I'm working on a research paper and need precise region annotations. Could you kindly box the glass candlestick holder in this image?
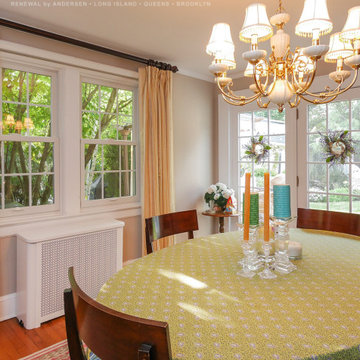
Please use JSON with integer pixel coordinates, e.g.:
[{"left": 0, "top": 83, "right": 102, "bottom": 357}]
[
  {"left": 258, "top": 241, "right": 277, "bottom": 279},
  {"left": 270, "top": 216, "right": 297, "bottom": 274},
  {"left": 237, "top": 240, "right": 256, "bottom": 278},
  {"left": 238, "top": 225, "right": 263, "bottom": 271}
]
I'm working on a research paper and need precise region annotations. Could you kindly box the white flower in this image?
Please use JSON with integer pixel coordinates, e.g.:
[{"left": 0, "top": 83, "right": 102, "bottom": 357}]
[
  {"left": 207, "top": 184, "right": 217, "bottom": 194},
  {"left": 216, "top": 182, "right": 227, "bottom": 191},
  {"left": 223, "top": 190, "right": 231, "bottom": 199},
  {"left": 214, "top": 193, "right": 220, "bottom": 200}
]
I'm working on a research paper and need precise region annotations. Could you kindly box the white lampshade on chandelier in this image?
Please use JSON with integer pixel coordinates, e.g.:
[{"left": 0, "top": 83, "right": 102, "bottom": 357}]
[{"left": 206, "top": 0, "right": 360, "bottom": 112}]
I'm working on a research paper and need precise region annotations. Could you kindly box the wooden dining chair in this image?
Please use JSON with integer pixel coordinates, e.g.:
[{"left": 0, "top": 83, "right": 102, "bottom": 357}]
[
  {"left": 145, "top": 209, "right": 199, "bottom": 254},
  {"left": 64, "top": 267, "right": 172, "bottom": 360},
  {"left": 297, "top": 208, "right": 360, "bottom": 236}
]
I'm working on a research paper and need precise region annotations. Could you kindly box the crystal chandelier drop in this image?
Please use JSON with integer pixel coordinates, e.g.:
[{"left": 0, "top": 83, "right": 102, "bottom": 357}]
[{"left": 206, "top": 0, "right": 360, "bottom": 112}]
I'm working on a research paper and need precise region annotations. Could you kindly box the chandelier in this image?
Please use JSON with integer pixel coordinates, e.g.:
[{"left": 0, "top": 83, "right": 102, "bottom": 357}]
[{"left": 206, "top": 0, "right": 360, "bottom": 112}]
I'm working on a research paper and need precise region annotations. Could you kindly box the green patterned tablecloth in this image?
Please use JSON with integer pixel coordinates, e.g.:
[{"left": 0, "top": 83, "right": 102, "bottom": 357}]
[{"left": 97, "top": 229, "right": 360, "bottom": 360}]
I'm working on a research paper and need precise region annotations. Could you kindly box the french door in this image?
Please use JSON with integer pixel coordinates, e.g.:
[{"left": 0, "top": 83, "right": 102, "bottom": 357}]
[
  {"left": 297, "top": 87, "right": 360, "bottom": 213},
  {"left": 218, "top": 85, "right": 360, "bottom": 232}
]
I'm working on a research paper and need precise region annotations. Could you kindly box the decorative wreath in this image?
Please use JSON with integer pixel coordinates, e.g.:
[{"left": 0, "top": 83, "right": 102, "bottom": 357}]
[
  {"left": 319, "top": 130, "right": 355, "bottom": 166},
  {"left": 243, "top": 135, "right": 271, "bottom": 164}
]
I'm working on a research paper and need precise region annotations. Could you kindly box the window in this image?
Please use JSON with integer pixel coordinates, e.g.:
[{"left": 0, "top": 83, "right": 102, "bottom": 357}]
[
  {"left": 0, "top": 67, "right": 56, "bottom": 211},
  {"left": 81, "top": 80, "right": 137, "bottom": 203},
  {"left": 238, "top": 109, "right": 286, "bottom": 210},
  {"left": 307, "top": 99, "right": 360, "bottom": 213}
]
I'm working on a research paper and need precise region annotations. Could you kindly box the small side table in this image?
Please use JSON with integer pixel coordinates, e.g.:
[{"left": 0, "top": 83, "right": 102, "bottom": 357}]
[{"left": 202, "top": 211, "right": 239, "bottom": 233}]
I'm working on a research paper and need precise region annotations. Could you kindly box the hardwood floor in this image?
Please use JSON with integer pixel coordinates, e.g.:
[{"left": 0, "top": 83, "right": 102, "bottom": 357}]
[{"left": 0, "top": 316, "right": 66, "bottom": 360}]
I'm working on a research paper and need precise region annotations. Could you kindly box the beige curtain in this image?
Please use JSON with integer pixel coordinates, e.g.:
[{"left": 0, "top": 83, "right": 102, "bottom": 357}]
[{"left": 139, "top": 66, "right": 175, "bottom": 255}]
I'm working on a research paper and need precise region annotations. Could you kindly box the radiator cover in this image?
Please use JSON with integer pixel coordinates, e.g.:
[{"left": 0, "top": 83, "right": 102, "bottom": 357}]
[{"left": 17, "top": 218, "right": 123, "bottom": 329}]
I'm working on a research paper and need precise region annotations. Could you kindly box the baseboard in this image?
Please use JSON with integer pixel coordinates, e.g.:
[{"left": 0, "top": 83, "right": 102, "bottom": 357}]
[{"left": 0, "top": 293, "right": 16, "bottom": 322}]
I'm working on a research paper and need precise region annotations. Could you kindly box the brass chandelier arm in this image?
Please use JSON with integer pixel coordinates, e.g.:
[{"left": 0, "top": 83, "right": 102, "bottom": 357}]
[
  {"left": 221, "top": 92, "right": 262, "bottom": 106},
  {"left": 216, "top": 78, "right": 261, "bottom": 104},
  {"left": 298, "top": 92, "right": 338, "bottom": 105},
  {"left": 257, "top": 96, "right": 271, "bottom": 108},
  {"left": 295, "top": 67, "right": 359, "bottom": 99},
  {"left": 253, "top": 59, "right": 271, "bottom": 96},
  {"left": 288, "top": 94, "right": 301, "bottom": 108},
  {"left": 292, "top": 60, "right": 318, "bottom": 95}
]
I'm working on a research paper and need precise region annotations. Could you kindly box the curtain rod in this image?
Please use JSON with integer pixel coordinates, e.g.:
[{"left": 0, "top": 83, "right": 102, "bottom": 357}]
[{"left": 0, "top": 18, "right": 179, "bottom": 73}]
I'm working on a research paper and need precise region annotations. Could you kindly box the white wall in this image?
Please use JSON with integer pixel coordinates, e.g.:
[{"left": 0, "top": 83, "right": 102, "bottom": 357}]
[{"left": 173, "top": 73, "right": 217, "bottom": 240}]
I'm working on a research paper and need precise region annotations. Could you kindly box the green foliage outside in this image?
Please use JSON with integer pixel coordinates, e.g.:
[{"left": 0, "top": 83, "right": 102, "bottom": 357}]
[
  {"left": 82, "top": 83, "right": 135, "bottom": 200},
  {"left": 2, "top": 69, "right": 53, "bottom": 208}
]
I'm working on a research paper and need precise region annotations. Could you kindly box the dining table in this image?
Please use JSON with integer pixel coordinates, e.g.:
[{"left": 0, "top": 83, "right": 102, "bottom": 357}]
[{"left": 97, "top": 229, "right": 360, "bottom": 360}]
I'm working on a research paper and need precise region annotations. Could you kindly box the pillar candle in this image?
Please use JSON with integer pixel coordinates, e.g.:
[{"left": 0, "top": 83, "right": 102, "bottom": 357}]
[
  {"left": 264, "top": 172, "right": 270, "bottom": 242},
  {"left": 243, "top": 173, "right": 251, "bottom": 241},
  {"left": 273, "top": 184, "right": 291, "bottom": 219}
]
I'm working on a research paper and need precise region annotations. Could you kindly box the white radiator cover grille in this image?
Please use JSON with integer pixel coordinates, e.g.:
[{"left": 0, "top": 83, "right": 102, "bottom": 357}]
[{"left": 41, "top": 229, "right": 117, "bottom": 318}]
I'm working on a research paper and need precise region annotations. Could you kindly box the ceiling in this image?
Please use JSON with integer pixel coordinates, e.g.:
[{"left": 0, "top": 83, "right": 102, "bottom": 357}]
[{"left": 0, "top": 0, "right": 358, "bottom": 81}]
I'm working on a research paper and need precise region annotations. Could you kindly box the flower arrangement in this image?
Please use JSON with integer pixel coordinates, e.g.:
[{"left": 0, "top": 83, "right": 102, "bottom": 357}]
[
  {"left": 204, "top": 182, "right": 235, "bottom": 211},
  {"left": 242, "top": 135, "right": 271, "bottom": 164},
  {"left": 319, "top": 130, "right": 355, "bottom": 166}
]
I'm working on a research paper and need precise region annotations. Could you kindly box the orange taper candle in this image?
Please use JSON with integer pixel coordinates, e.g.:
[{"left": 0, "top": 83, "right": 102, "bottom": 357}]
[
  {"left": 264, "top": 172, "right": 270, "bottom": 242},
  {"left": 243, "top": 172, "right": 251, "bottom": 241}
]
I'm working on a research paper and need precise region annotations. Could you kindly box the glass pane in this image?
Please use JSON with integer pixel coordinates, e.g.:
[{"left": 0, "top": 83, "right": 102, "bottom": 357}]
[
  {"left": 85, "top": 173, "right": 102, "bottom": 200},
  {"left": 101, "top": 114, "right": 117, "bottom": 140},
  {"left": 254, "top": 163, "right": 268, "bottom": 189},
  {"left": 269, "top": 135, "right": 285, "bottom": 162},
  {"left": 269, "top": 162, "right": 285, "bottom": 183},
  {"left": 82, "top": 83, "right": 99, "bottom": 111},
  {"left": 118, "top": 90, "right": 133, "bottom": 115},
  {"left": 104, "top": 172, "right": 120, "bottom": 198},
  {"left": 308, "top": 134, "right": 323, "bottom": 162},
  {"left": 103, "top": 145, "right": 119, "bottom": 171},
  {"left": 85, "top": 144, "right": 102, "bottom": 172},
  {"left": 308, "top": 104, "right": 326, "bottom": 132},
  {"left": 351, "top": 164, "right": 360, "bottom": 196},
  {"left": 2, "top": 103, "right": 27, "bottom": 135},
  {"left": 329, "top": 164, "right": 349, "bottom": 194},
  {"left": 121, "top": 145, "right": 135, "bottom": 171},
  {"left": 28, "top": 73, "right": 51, "bottom": 105},
  {"left": 100, "top": 86, "right": 117, "bottom": 113},
  {"left": 351, "top": 99, "right": 360, "bottom": 130},
  {"left": 352, "top": 196, "right": 360, "bottom": 214},
  {"left": 32, "top": 142, "right": 53, "bottom": 173},
  {"left": 239, "top": 112, "right": 252, "bottom": 137},
  {"left": 2, "top": 69, "right": 27, "bottom": 103},
  {"left": 4, "top": 142, "right": 29, "bottom": 174},
  {"left": 29, "top": 106, "right": 51, "bottom": 137},
  {"left": 5, "top": 175, "right": 29, "bottom": 208},
  {"left": 82, "top": 112, "right": 99, "bottom": 139},
  {"left": 329, "top": 195, "right": 349, "bottom": 212},
  {"left": 269, "top": 109, "right": 285, "bottom": 135},
  {"left": 32, "top": 175, "right": 54, "bottom": 205},
  {"left": 118, "top": 115, "right": 133, "bottom": 140},
  {"left": 352, "top": 132, "right": 360, "bottom": 163},
  {"left": 308, "top": 193, "right": 327, "bottom": 210},
  {"left": 121, "top": 172, "right": 132, "bottom": 197},
  {"left": 308, "top": 163, "right": 327, "bottom": 192},
  {"left": 328, "top": 101, "right": 349, "bottom": 131},
  {"left": 253, "top": 110, "right": 268, "bottom": 134},
  {"left": 238, "top": 163, "right": 253, "bottom": 189}
]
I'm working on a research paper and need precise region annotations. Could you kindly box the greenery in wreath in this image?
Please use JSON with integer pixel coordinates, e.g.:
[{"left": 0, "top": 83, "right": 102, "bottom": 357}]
[
  {"left": 204, "top": 183, "right": 235, "bottom": 210},
  {"left": 242, "top": 135, "right": 271, "bottom": 164},
  {"left": 319, "top": 130, "right": 355, "bottom": 166}
]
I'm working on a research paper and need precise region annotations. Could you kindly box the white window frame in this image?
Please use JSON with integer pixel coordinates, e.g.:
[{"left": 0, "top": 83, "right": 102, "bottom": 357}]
[
  {"left": 0, "top": 60, "right": 60, "bottom": 216},
  {"left": 0, "top": 41, "right": 140, "bottom": 226},
  {"left": 218, "top": 90, "right": 298, "bottom": 231},
  {"left": 80, "top": 74, "right": 140, "bottom": 208}
]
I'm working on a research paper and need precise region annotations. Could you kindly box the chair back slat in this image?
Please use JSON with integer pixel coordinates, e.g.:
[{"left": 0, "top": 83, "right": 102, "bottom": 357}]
[
  {"left": 145, "top": 210, "right": 198, "bottom": 254},
  {"left": 297, "top": 208, "right": 360, "bottom": 236},
  {"left": 64, "top": 267, "right": 172, "bottom": 360}
]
